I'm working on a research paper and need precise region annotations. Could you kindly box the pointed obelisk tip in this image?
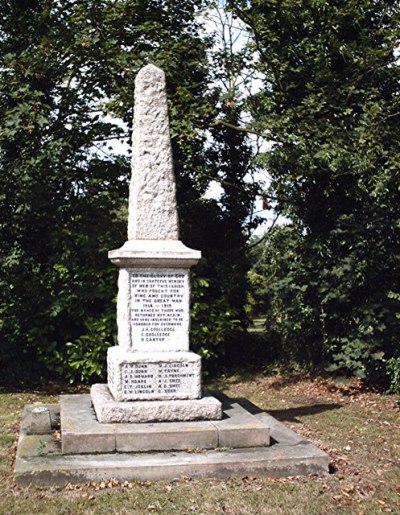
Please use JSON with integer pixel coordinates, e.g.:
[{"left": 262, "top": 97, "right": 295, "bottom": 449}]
[
  {"left": 128, "top": 63, "right": 179, "bottom": 241},
  {"left": 136, "top": 64, "right": 165, "bottom": 84}
]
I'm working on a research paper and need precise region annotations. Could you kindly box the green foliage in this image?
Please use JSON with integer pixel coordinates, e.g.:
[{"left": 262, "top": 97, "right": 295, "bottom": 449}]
[
  {"left": 233, "top": 0, "right": 400, "bottom": 385},
  {"left": 0, "top": 0, "right": 259, "bottom": 383},
  {"left": 248, "top": 223, "right": 400, "bottom": 393},
  {"left": 0, "top": 0, "right": 224, "bottom": 383},
  {"left": 248, "top": 226, "right": 325, "bottom": 366},
  {"left": 385, "top": 358, "right": 400, "bottom": 394},
  {"left": 38, "top": 308, "right": 116, "bottom": 383},
  {"left": 190, "top": 276, "right": 243, "bottom": 363}
]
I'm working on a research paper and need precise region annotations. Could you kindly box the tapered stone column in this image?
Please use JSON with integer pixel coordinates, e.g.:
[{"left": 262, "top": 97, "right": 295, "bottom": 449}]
[
  {"left": 91, "top": 65, "right": 222, "bottom": 422},
  {"left": 15, "top": 65, "right": 328, "bottom": 486}
]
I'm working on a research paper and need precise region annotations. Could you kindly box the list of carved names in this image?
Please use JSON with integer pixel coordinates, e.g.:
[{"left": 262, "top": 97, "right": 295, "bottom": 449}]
[
  {"left": 130, "top": 271, "right": 186, "bottom": 343},
  {"left": 122, "top": 362, "right": 196, "bottom": 396}
]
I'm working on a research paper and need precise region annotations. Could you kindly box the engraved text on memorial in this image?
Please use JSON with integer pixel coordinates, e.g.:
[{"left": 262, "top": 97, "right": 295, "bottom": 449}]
[{"left": 130, "top": 271, "right": 187, "bottom": 344}]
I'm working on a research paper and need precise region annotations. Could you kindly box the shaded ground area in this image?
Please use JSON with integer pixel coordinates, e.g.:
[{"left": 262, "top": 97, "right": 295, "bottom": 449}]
[{"left": 1, "top": 373, "right": 399, "bottom": 514}]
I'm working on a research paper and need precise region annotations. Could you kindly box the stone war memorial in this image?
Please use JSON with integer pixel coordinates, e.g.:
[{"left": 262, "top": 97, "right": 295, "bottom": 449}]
[{"left": 15, "top": 65, "right": 329, "bottom": 486}]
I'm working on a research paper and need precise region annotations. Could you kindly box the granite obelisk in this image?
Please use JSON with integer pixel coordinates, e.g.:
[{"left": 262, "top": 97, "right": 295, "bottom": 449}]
[
  {"left": 127, "top": 64, "right": 179, "bottom": 241},
  {"left": 15, "top": 64, "right": 329, "bottom": 485},
  {"left": 91, "top": 64, "right": 222, "bottom": 422}
]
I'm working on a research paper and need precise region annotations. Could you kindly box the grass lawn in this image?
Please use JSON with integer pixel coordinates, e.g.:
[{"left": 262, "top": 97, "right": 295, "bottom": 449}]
[{"left": 0, "top": 373, "right": 399, "bottom": 514}]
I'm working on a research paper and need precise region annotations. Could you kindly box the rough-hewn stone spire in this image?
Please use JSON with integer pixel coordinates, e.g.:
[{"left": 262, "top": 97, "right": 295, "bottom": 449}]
[{"left": 127, "top": 64, "right": 179, "bottom": 240}]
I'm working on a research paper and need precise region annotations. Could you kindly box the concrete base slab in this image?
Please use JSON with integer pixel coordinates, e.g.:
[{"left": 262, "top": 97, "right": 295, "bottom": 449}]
[
  {"left": 15, "top": 444, "right": 329, "bottom": 487},
  {"left": 91, "top": 384, "right": 222, "bottom": 423},
  {"left": 61, "top": 392, "right": 269, "bottom": 454},
  {"left": 15, "top": 395, "right": 330, "bottom": 486}
]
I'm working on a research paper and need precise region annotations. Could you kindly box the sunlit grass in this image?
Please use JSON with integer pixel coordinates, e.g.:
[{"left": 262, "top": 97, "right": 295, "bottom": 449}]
[{"left": 1, "top": 375, "right": 399, "bottom": 514}]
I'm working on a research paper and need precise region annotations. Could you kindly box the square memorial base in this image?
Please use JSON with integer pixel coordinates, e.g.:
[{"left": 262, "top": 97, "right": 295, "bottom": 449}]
[
  {"left": 91, "top": 384, "right": 222, "bottom": 424},
  {"left": 62, "top": 391, "right": 267, "bottom": 454},
  {"left": 15, "top": 393, "right": 330, "bottom": 486},
  {"left": 107, "top": 347, "right": 201, "bottom": 401}
]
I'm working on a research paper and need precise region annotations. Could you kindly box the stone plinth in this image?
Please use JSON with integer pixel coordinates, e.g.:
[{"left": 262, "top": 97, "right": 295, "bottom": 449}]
[
  {"left": 106, "top": 242, "right": 205, "bottom": 409},
  {"left": 91, "top": 385, "right": 222, "bottom": 424}
]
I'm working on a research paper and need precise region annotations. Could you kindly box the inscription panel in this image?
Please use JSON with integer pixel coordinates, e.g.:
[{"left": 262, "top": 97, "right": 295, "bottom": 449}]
[
  {"left": 121, "top": 361, "right": 199, "bottom": 399},
  {"left": 130, "top": 269, "right": 189, "bottom": 351}
]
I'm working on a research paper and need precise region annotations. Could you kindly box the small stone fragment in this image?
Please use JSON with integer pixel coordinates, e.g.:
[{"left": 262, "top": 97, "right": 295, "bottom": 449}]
[{"left": 26, "top": 406, "right": 52, "bottom": 435}]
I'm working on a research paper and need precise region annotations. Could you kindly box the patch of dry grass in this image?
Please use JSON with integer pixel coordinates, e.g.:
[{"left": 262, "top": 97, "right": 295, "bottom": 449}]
[{"left": 0, "top": 375, "right": 399, "bottom": 514}]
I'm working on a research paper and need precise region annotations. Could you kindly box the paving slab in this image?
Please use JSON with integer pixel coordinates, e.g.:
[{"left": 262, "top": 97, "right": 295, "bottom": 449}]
[
  {"left": 216, "top": 402, "right": 270, "bottom": 448},
  {"left": 17, "top": 434, "right": 61, "bottom": 458}
]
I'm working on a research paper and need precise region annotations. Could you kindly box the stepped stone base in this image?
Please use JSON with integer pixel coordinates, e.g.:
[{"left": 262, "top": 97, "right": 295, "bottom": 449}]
[
  {"left": 62, "top": 392, "right": 267, "bottom": 454},
  {"left": 91, "top": 384, "right": 222, "bottom": 424},
  {"left": 15, "top": 394, "right": 330, "bottom": 486}
]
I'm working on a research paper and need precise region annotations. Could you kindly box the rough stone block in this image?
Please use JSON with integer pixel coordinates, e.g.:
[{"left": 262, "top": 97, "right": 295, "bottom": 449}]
[
  {"left": 127, "top": 64, "right": 179, "bottom": 241},
  {"left": 107, "top": 347, "right": 201, "bottom": 401},
  {"left": 21, "top": 405, "right": 52, "bottom": 435},
  {"left": 91, "top": 384, "right": 222, "bottom": 423}
]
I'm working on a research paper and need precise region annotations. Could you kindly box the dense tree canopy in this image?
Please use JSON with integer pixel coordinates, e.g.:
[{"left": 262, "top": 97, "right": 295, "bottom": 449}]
[
  {"left": 233, "top": 0, "right": 400, "bottom": 386},
  {"left": 0, "top": 0, "right": 257, "bottom": 382},
  {"left": 1, "top": 0, "right": 399, "bottom": 388}
]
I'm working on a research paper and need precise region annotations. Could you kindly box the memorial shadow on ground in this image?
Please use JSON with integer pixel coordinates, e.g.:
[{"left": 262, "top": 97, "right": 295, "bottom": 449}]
[
  {"left": 266, "top": 404, "right": 342, "bottom": 423},
  {"left": 216, "top": 394, "right": 342, "bottom": 424}
]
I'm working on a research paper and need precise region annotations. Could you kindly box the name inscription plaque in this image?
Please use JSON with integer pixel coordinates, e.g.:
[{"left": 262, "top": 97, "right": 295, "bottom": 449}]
[
  {"left": 122, "top": 362, "right": 195, "bottom": 396},
  {"left": 107, "top": 347, "right": 201, "bottom": 401},
  {"left": 130, "top": 269, "right": 190, "bottom": 351}
]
